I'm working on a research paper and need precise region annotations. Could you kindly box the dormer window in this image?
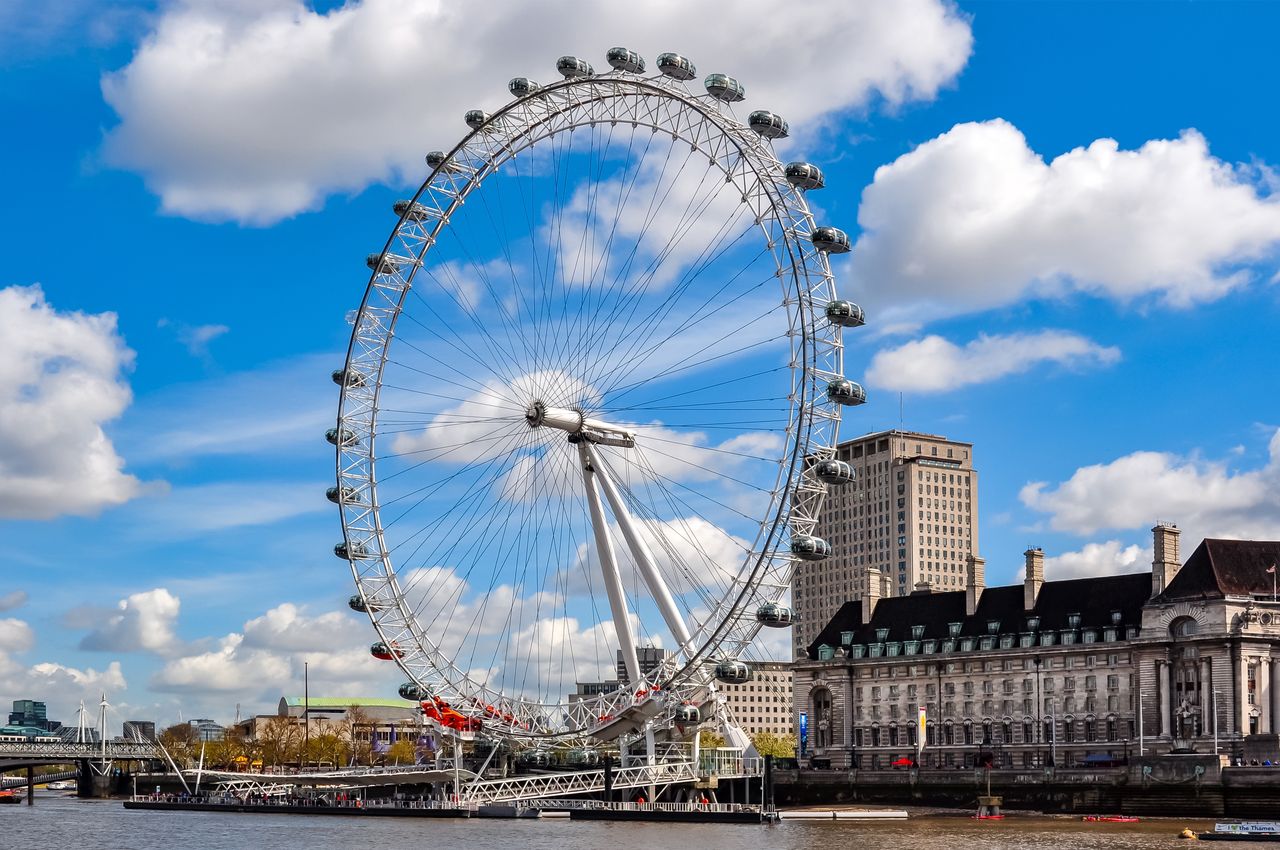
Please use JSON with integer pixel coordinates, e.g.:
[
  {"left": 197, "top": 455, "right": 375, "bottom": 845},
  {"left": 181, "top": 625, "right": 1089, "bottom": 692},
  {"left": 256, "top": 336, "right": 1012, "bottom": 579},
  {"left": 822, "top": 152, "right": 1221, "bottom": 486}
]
[
  {"left": 911, "top": 625, "right": 925, "bottom": 640},
  {"left": 875, "top": 627, "right": 890, "bottom": 642},
  {"left": 987, "top": 620, "right": 1000, "bottom": 635},
  {"left": 948, "top": 622, "right": 962, "bottom": 638},
  {"left": 1110, "top": 610, "right": 1122, "bottom": 625},
  {"left": 841, "top": 630, "right": 855, "bottom": 646},
  {"left": 1067, "top": 613, "right": 1082, "bottom": 629},
  {"left": 1026, "top": 616, "right": 1040, "bottom": 630}
]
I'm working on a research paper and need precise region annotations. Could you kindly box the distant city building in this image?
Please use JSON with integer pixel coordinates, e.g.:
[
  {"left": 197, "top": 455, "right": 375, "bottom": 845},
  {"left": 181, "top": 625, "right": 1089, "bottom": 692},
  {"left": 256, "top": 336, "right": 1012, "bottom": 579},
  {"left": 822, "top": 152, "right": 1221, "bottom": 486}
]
[
  {"left": 618, "top": 646, "right": 669, "bottom": 684},
  {"left": 569, "top": 680, "right": 621, "bottom": 703},
  {"left": 123, "top": 720, "right": 156, "bottom": 742},
  {"left": 718, "top": 661, "right": 794, "bottom": 737},
  {"left": 794, "top": 525, "right": 1280, "bottom": 769},
  {"left": 188, "top": 718, "right": 225, "bottom": 742},
  {"left": 794, "top": 429, "right": 979, "bottom": 657},
  {"left": 238, "top": 697, "right": 430, "bottom": 751},
  {"left": 8, "top": 699, "right": 50, "bottom": 730}
]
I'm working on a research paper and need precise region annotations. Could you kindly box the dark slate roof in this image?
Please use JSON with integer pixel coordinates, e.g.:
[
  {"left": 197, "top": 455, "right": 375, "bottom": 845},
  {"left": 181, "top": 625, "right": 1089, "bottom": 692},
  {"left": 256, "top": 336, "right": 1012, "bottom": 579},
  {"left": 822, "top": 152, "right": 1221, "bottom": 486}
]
[
  {"left": 806, "top": 573, "right": 1151, "bottom": 659},
  {"left": 1156, "top": 539, "right": 1280, "bottom": 602}
]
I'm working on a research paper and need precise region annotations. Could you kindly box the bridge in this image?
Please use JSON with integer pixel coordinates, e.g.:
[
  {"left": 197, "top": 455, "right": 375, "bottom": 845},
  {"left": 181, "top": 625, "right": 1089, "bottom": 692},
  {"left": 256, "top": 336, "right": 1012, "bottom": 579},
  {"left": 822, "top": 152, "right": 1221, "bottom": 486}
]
[{"left": 184, "top": 748, "right": 762, "bottom": 808}]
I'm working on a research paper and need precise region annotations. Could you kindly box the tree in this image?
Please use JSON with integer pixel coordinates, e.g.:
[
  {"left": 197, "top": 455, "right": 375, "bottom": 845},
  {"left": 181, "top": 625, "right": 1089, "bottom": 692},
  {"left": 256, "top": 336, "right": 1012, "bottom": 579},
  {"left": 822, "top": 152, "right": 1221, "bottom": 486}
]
[
  {"left": 258, "top": 715, "right": 301, "bottom": 767},
  {"left": 386, "top": 739, "right": 417, "bottom": 765},
  {"left": 339, "top": 705, "right": 374, "bottom": 766},
  {"left": 750, "top": 732, "right": 797, "bottom": 759},
  {"left": 698, "top": 729, "right": 726, "bottom": 749},
  {"left": 158, "top": 723, "right": 199, "bottom": 767}
]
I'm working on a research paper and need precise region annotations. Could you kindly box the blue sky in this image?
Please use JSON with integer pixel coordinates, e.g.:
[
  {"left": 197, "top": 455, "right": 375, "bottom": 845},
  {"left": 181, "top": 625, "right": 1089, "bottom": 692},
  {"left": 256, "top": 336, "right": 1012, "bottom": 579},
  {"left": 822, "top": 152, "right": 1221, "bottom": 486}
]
[{"left": 1, "top": 0, "right": 1278, "bottom": 731}]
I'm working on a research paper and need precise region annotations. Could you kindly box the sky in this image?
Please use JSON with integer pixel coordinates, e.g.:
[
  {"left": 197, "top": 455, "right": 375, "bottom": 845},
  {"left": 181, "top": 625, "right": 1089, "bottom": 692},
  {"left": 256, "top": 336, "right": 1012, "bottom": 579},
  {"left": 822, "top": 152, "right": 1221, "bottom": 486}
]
[{"left": 1, "top": 0, "right": 1279, "bottom": 733}]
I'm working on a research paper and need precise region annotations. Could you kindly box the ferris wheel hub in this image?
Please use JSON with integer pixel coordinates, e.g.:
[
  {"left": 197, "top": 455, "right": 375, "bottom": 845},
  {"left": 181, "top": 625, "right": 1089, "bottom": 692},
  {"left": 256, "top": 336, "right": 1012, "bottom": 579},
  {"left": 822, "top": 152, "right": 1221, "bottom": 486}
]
[{"left": 526, "top": 401, "right": 636, "bottom": 448}]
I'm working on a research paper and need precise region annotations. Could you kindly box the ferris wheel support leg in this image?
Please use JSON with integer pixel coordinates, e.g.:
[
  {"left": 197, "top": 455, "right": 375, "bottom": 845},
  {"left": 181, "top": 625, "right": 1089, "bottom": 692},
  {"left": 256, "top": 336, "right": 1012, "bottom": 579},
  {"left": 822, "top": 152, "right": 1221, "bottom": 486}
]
[
  {"left": 586, "top": 442, "right": 693, "bottom": 649},
  {"left": 577, "top": 439, "right": 642, "bottom": 687}
]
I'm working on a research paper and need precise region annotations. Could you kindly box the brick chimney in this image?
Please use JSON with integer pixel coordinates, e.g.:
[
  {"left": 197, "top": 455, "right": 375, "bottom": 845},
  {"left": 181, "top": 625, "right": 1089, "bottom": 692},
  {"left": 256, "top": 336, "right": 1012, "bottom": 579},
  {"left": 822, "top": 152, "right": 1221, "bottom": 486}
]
[
  {"left": 863, "top": 566, "right": 882, "bottom": 622},
  {"left": 1151, "top": 522, "right": 1182, "bottom": 596},
  {"left": 966, "top": 554, "right": 986, "bottom": 617},
  {"left": 1024, "top": 547, "right": 1045, "bottom": 611}
]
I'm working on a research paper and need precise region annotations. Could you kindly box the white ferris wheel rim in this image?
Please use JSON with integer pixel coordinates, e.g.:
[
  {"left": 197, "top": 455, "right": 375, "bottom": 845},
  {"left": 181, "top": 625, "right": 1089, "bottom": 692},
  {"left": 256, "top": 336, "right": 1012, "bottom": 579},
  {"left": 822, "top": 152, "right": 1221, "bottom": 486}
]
[{"left": 334, "top": 55, "right": 851, "bottom": 740}]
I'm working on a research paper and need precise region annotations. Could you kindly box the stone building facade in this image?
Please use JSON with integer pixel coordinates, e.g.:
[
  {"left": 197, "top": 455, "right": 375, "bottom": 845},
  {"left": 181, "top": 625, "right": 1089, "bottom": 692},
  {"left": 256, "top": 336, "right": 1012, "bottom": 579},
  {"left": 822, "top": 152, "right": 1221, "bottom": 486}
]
[
  {"left": 720, "top": 661, "right": 794, "bottom": 737},
  {"left": 794, "top": 429, "right": 978, "bottom": 656},
  {"left": 793, "top": 525, "right": 1280, "bottom": 768}
]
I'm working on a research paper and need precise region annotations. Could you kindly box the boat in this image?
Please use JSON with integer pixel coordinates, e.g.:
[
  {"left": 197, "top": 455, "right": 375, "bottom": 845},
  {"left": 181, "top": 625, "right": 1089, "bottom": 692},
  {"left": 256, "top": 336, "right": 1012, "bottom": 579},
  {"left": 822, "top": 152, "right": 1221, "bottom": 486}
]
[
  {"left": 1084, "top": 815, "right": 1140, "bottom": 823},
  {"left": 0, "top": 790, "right": 21, "bottom": 805},
  {"left": 45, "top": 780, "right": 76, "bottom": 791},
  {"left": 1195, "top": 822, "right": 1280, "bottom": 842}
]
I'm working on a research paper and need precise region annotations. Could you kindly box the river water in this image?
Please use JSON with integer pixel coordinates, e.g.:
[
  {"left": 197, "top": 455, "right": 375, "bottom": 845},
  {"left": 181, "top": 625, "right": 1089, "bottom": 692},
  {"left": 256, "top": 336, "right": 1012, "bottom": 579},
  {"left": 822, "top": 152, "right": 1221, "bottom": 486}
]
[{"left": 3, "top": 791, "right": 1216, "bottom": 849}]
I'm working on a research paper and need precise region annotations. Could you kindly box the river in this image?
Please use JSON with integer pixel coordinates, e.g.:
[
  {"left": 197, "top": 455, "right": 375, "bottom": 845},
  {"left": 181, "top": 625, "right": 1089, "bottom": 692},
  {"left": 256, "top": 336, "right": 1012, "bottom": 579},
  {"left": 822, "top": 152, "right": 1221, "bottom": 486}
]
[{"left": 3, "top": 791, "right": 1215, "bottom": 849}]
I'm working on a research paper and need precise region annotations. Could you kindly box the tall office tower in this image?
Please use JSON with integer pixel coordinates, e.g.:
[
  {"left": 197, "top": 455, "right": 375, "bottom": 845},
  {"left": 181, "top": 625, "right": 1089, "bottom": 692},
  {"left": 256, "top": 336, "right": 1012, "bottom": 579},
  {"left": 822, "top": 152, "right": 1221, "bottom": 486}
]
[{"left": 792, "top": 430, "right": 979, "bottom": 656}]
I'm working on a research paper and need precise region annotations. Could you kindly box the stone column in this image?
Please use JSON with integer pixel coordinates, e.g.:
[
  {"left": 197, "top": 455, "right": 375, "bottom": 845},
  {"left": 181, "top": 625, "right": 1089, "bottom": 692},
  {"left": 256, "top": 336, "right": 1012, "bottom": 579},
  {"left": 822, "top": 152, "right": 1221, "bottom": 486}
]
[
  {"left": 1262, "top": 658, "right": 1272, "bottom": 735},
  {"left": 1158, "top": 660, "right": 1171, "bottom": 738},
  {"left": 1239, "top": 647, "right": 1251, "bottom": 738},
  {"left": 1272, "top": 657, "right": 1280, "bottom": 735},
  {"left": 1200, "top": 658, "right": 1212, "bottom": 737}
]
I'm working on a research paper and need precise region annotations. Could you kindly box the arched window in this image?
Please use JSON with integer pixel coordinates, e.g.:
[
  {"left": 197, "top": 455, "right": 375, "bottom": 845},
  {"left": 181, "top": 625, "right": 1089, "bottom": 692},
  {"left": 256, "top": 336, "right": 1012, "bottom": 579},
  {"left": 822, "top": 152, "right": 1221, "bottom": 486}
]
[
  {"left": 1023, "top": 718, "right": 1034, "bottom": 744},
  {"left": 1169, "top": 616, "right": 1198, "bottom": 639},
  {"left": 812, "top": 687, "right": 832, "bottom": 749}
]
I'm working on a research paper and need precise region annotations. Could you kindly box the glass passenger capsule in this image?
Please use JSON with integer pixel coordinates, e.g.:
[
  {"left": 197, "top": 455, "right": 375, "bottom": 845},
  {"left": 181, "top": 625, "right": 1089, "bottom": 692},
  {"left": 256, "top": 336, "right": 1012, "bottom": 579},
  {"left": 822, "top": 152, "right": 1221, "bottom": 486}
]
[
  {"left": 825, "top": 299, "right": 865, "bottom": 328},
  {"left": 508, "top": 77, "right": 540, "bottom": 96},
  {"left": 747, "top": 110, "right": 789, "bottom": 139},
  {"left": 334, "top": 541, "right": 373, "bottom": 560},
  {"left": 326, "top": 485, "right": 362, "bottom": 504},
  {"left": 811, "top": 226, "right": 851, "bottom": 254},
  {"left": 784, "top": 162, "right": 825, "bottom": 190},
  {"left": 556, "top": 55, "right": 594, "bottom": 78},
  {"left": 325, "top": 427, "right": 358, "bottom": 447},
  {"left": 826, "top": 378, "right": 866, "bottom": 407},
  {"left": 425, "top": 151, "right": 467, "bottom": 173},
  {"left": 674, "top": 704, "right": 700, "bottom": 724},
  {"left": 714, "top": 660, "right": 751, "bottom": 685},
  {"left": 370, "top": 641, "right": 403, "bottom": 660},
  {"left": 331, "top": 368, "right": 367, "bottom": 388},
  {"left": 366, "top": 252, "right": 412, "bottom": 274},
  {"left": 704, "top": 73, "right": 745, "bottom": 102},
  {"left": 756, "top": 602, "right": 794, "bottom": 627},
  {"left": 790, "top": 534, "right": 832, "bottom": 561},
  {"left": 606, "top": 47, "right": 645, "bottom": 73},
  {"left": 656, "top": 52, "right": 696, "bottom": 80},
  {"left": 814, "top": 458, "right": 854, "bottom": 485},
  {"left": 347, "top": 594, "right": 387, "bottom": 613},
  {"left": 399, "top": 682, "right": 429, "bottom": 701},
  {"left": 392, "top": 199, "right": 432, "bottom": 222},
  {"left": 464, "top": 109, "right": 492, "bottom": 130}
]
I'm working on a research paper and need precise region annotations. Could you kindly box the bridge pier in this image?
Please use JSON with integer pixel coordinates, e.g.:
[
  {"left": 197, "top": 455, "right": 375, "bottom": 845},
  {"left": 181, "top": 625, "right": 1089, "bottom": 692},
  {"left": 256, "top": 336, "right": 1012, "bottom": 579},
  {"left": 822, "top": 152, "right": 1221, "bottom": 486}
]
[{"left": 26, "top": 767, "right": 33, "bottom": 806}]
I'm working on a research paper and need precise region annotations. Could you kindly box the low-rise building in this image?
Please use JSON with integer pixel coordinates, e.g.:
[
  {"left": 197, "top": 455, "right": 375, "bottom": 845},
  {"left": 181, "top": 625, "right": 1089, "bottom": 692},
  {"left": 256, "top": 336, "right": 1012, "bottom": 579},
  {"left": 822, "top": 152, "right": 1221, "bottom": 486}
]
[{"left": 794, "top": 525, "right": 1280, "bottom": 769}]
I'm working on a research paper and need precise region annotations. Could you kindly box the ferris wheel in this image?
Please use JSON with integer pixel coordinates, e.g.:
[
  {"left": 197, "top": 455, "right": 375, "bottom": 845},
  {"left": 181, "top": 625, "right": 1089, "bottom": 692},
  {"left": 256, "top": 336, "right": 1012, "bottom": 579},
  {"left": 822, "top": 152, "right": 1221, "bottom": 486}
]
[{"left": 330, "top": 48, "right": 866, "bottom": 745}]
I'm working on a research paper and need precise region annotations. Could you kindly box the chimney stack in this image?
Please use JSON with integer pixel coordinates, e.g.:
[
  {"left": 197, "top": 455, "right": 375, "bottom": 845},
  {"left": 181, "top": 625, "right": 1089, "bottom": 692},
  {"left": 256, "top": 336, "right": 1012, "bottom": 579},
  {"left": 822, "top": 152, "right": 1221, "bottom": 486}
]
[
  {"left": 1024, "top": 547, "right": 1045, "bottom": 611},
  {"left": 863, "top": 566, "right": 883, "bottom": 623},
  {"left": 1151, "top": 522, "right": 1182, "bottom": 596},
  {"left": 966, "top": 554, "right": 986, "bottom": 616}
]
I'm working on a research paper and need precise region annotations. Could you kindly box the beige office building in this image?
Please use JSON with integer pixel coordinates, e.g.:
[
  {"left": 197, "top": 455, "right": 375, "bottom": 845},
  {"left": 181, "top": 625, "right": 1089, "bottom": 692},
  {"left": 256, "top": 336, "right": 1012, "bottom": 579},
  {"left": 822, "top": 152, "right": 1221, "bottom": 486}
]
[
  {"left": 793, "top": 430, "right": 978, "bottom": 656},
  {"left": 721, "top": 661, "right": 794, "bottom": 737}
]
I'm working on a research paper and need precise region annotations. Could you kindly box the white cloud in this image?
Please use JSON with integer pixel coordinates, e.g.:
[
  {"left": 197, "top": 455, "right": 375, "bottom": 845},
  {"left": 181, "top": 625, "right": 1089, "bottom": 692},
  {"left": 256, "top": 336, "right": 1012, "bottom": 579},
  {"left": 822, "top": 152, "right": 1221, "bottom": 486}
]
[
  {"left": 849, "top": 120, "right": 1280, "bottom": 327},
  {"left": 123, "top": 480, "right": 329, "bottom": 539},
  {"left": 101, "top": 0, "right": 972, "bottom": 223},
  {"left": 79, "top": 588, "right": 181, "bottom": 655},
  {"left": 0, "top": 651, "right": 129, "bottom": 725},
  {"left": 0, "top": 590, "right": 27, "bottom": 613},
  {"left": 1021, "top": 428, "right": 1280, "bottom": 542},
  {"left": 866, "top": 330, "right": 1120, "bottom": 393},
  {"left": 153, "top": 602, "right": 393, "bottom": 699},
  {"left": 1020, "top": 541, "right": 1152, "bottom": 582},
  {"left": 0, "top": 285, "right": 142, "bottom": 519},
  {"left": 158, "top": 318, "right": 230, "bottom": 357},
  {"left": 0, "top": 618, "right": 35, "bottom": 653}
]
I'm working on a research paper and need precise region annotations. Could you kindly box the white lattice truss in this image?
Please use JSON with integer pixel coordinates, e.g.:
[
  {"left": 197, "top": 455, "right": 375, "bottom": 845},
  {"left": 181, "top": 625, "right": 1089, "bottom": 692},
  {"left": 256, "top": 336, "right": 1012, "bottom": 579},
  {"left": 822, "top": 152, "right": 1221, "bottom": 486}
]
[
  {"left": 0, "top": 740, "right": 163, "bottom": 762},
  {"left": 335, "top": 67, "right": 850, "bottom": 740}
]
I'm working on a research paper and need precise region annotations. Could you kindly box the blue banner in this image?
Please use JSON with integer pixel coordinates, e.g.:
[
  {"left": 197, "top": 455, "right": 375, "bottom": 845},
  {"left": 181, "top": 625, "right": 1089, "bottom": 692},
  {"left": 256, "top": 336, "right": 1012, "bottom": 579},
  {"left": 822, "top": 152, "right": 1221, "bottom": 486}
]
[{"left": 798, "top": 711, "right": 808, "bottom": 756}]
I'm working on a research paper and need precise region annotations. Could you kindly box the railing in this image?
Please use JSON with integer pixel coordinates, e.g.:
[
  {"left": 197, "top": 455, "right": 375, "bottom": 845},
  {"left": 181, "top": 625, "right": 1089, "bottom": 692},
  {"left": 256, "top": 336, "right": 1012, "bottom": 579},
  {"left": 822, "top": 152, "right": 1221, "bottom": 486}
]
[
  {"left": 462, "top": 760, "right": 700, "bottom": 804},
  {"left": 0, "top": 741, "right": 162, "bottom": 760}
]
